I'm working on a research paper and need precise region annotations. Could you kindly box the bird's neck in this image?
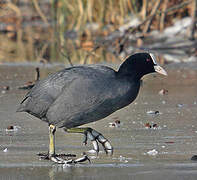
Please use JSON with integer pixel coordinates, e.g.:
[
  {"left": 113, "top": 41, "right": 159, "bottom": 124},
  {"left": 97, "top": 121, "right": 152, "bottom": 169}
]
[
  {"left": 117, "top": 60, "right": 144, "bottom": 81},
  {"left": 117, "top": 69, "right": 143, "bottom": 82}
]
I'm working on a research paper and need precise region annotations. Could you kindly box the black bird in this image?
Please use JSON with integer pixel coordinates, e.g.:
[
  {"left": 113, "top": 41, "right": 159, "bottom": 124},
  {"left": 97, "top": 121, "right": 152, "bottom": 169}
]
[{"left": 17, "top": 52, "right": 167, "bottom": 164}]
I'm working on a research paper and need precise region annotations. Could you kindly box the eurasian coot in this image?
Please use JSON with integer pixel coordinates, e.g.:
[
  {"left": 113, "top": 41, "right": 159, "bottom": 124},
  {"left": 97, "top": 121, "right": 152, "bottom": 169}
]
[{"left": 17, "top": 52, "right": 167, "bottom": 164}]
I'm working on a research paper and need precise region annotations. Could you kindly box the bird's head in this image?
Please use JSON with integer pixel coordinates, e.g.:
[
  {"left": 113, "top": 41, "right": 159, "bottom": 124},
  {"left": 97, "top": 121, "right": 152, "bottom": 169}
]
[{"left": 118, "top": 52, "right": 167, "bottom": 79}]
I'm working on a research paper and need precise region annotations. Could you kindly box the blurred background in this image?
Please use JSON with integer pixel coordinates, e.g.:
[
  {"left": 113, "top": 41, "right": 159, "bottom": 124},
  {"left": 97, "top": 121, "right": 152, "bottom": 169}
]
[
  {"left": 0, "top": 0, "right": 196, "bottom": 65},
  {"left": 1, "top": 2, "right": 197, "bottom": 178}
]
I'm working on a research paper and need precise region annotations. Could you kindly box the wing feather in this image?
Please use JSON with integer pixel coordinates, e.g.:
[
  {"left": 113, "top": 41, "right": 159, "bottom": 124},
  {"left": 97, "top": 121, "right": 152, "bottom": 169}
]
[
  {"left": 46, "top": 74, "right": 115, "bottom": 128},
  {"left": 17, "top": 65, "right": 116, "bottom": 121}
]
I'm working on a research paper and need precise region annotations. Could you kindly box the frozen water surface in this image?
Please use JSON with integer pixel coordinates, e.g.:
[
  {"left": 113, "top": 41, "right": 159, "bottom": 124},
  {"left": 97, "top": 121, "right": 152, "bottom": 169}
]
[{"left": 0, "top": 62, "right": 197, "bottom": 179}]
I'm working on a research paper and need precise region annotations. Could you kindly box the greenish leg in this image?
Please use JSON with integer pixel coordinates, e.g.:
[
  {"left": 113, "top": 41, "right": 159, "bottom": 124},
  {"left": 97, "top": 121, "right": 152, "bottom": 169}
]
[
  {"left": 38, "top": 124, "right": 90, "bottom": 164},
  {"left": 67, "top": 127, "right": 91, "bottom": 133},
  {"left": 48, "top": 124, "right": 68, "bottom": 163},
  {"left": 65, "top": 127, "right": 113, "bottom": 155}
]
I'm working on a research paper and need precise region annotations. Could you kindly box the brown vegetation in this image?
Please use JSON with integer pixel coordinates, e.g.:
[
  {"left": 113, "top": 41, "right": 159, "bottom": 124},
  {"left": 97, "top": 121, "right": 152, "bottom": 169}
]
[{"left": 0, "top": 0, "right": 196, "bottom": 63}]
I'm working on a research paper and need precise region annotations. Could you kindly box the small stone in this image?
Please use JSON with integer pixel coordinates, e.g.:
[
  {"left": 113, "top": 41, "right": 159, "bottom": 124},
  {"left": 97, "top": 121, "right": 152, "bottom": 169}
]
[
  {"left": 162, "top": 100, "right": 166, "bottom": 104},
  {"left": 165, "top": 141, "right": 175, "bottom": 144},
  {"left": 158, "top": 89, "right": 168, "bottom": 95},
  {"left": 6, "top": 126, "right": 14, "bottom": 130},
  {"left": 146, "top": 149, "right": 158, "bottom": 156},
  {"left": 146, "top": 110, "right": 159, "bottom": 115},
  {"left": 3, "top": 86, "right": 10, "bottom": 91},
  {"left": 1, "top": 90, "right": 6, "bottom": 94},
  {"left": 109, "top": 120, "right": 120, "bottom": 128},
  {"left": 145, "top": 123, "right": 151, "bottom": 129},
  {"left": 6, "top": 125, "right": 20, "bottom": 132},
  {"left": 153, "top": 124, "right": 158, "bottom": 128},
  {"left": 177, "top": 104, "right": 184, "bottom": 108}
]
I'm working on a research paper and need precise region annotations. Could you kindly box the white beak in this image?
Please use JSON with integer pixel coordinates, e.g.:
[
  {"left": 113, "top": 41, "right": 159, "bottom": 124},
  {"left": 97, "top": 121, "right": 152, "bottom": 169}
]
[{"left": 154, "top": 65, "right": 167, "bottom": 76}]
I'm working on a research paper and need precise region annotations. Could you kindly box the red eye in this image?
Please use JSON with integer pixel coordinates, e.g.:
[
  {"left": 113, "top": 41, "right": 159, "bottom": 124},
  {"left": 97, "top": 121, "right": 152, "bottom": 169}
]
[{"left": 146, "top": 58, "right": 151, "bottom": 62}]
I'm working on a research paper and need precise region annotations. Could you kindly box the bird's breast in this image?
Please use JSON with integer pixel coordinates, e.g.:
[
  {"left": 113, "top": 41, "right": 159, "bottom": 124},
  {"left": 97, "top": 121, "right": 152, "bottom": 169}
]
[{"left": 112, "top": 80, "right": 140, "bottom": 110}]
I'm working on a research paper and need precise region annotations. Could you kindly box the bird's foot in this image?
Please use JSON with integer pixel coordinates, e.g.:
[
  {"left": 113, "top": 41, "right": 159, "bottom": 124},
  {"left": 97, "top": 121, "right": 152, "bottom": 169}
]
[
  {"left": 83, "top": 128, "right": 113, "bottom": 155},
  {"left": 65, "top": 127, "right": 113, "bottom": 155},
  {"left": 37, "top": 152, "right": 90, "bottom": 164}
]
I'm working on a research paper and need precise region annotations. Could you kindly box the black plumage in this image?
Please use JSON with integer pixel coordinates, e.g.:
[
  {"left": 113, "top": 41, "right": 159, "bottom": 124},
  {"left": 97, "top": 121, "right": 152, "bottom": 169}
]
[
  {"left": 17, "top": 53, "right": 166, "bottom": 128},
  {"left": 17, "top": 52, "right": 167, "bottom": 163}
]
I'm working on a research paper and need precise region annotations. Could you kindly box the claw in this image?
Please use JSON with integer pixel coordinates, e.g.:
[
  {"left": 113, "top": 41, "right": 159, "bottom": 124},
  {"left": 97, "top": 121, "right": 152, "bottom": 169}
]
[
  {"left": 92, "top": 140, "right": 99, "bottom": 154},
  {"left": 52, "top": 154, "right": 90, "bottom": 164},
  {"left": 51, "top": 156, "right": 66, "bottom": 164},
  {"left": 86, "top": 131, "right": 99, "bottom": 154},
  {"left": 84, "top": 128, "right": 113, "bottom": 155},
  {"left": 65, "top": 127, "right": 113, "bottom": 156},
  {"left": 83, "top": 132, "right": 88, "bottom": 145},
  {"left": 97, "top": 134, "right": 113, "bottom": 155},
  {"left": 74, "top": 153, "right": 91, "bottom": 163},
  {"left": 37, "top": 153, "right": 73, "bottom": 164},
  {"left": 37, "top": 152, "right": 76, "bottom": 159},
  {"left": 37, "top": 152, "right": 90, "bottom": 164},
  {"left": 103, "top": 141, "right": 113, "bottom": 155}
]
